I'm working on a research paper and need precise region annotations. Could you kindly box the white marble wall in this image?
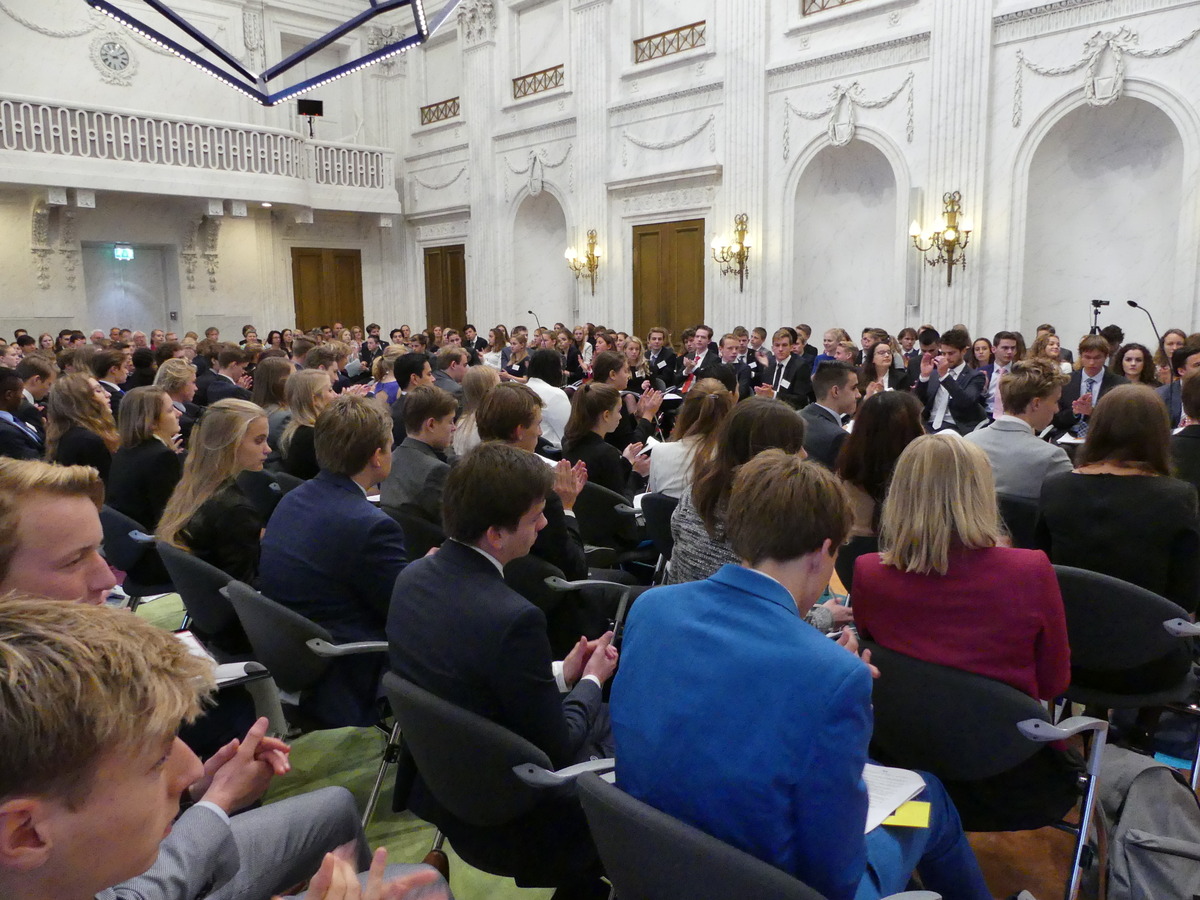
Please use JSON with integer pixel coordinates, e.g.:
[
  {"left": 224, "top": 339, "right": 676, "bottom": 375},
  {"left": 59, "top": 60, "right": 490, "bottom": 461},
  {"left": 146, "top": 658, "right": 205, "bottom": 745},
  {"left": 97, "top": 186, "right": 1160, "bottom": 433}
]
[{"left": 4, "top": 0, "right": 1200, "bottom": 345}]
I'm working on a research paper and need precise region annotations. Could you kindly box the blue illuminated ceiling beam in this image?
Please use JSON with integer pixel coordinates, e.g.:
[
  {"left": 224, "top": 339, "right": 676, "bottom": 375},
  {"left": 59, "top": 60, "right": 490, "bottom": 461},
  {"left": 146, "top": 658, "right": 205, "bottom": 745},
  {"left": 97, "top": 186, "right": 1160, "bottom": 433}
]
[{"left": 82, "top": 0, "right": 458, "bottom": 107}]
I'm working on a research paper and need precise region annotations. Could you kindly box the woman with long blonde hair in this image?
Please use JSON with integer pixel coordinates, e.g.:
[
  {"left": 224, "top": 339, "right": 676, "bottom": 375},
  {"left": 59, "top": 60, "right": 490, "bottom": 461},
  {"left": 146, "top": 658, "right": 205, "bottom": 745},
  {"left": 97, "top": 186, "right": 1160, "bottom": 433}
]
[
  {"left": 453, "top": 365, "right": 501, "bottom": 458},
  {"left": 157, "top": 399, "right": 271, "bottom": 583},
  {"left": 280, "top": 369, "right": 337, "bottom": 479},
  {"left": 46, "top": 373, "right": 120, "bottom": 481},
  {"left": 852, "top": 433, "right": 1075, "bottom": 830}
]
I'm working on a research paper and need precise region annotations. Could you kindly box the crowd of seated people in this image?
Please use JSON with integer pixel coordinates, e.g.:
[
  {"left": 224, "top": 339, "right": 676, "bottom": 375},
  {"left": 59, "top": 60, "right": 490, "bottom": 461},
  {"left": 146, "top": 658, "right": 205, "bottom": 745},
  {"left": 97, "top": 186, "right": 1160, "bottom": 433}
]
[{"left": 7, "top": 309, "right": 1200, "bottom": 899}]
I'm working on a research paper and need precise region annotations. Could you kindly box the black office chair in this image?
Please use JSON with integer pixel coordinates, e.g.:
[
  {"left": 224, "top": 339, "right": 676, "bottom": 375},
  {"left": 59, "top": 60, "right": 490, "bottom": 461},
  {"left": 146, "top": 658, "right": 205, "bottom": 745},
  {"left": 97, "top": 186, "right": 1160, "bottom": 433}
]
[
  {"left": 639, "top": 491, "right": 678, "bottom": 584},
  {"left": 100, "top": 506, "right": 173, "bottom": 609},
  {"left": 1054, "top": 565, "right": 1200, "bottom": 788},
  {"left": 833, "top": 534, "right": 878, "bottom": 594},
  {"left": 864, "top": 642, "right": 1108, "bottom": 900},
  {"left": 574, "top": 482, "right": 656, "bottom": 571},
  {"left": 382, "top": 671, "right": 614, "bottom": 892},
  {"left": 997, "top": 493, "right": 1039, "bottom": 549},
  {"left": 155, "top": 539, "right": 253, "bottom": 659},
  {"left": 384, "top": 506, "right": 447, "bottom": 559},
  {"left": 575, "top": 772, "right": 940, "bottom": 900},
  {"left": 220, "top": 581, "right": 399, "bottom": 827}
]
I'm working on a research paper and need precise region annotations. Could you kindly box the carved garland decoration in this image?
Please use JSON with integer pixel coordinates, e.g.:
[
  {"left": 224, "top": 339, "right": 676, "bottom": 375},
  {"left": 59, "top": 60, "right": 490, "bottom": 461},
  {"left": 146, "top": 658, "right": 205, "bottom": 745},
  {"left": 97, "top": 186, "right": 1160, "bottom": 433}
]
[
  {"left": 58, "top": 209, "right": 79, "bottom": 291},
  {"left": 181, "top": 216, "right": 221, "bottom": 291},
  {"left": 1013, "top": 25, "right": 1200, "bottom": 127},
  {"left": 503, "top": 144, "right": 573, "bottom": 201},
  {"left": 412, "top": 166, "right": 467, "bottom": 191},
  {"left": 783, "top": 71, "right": 914, "bottom": 159},
  {"left": 620, "top": 114, "right": 715, "bottom": 166},
  {"left": 457, "top": 0, "right": 496, "bottom": 45},
  {"left": 31, "top": 202, "right": 51, "bottom": 291}
]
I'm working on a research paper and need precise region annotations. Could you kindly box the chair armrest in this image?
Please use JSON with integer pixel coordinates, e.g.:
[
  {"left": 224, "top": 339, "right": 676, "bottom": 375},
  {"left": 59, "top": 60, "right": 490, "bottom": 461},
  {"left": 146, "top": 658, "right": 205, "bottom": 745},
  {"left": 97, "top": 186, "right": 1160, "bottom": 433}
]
[
  {"left": 130, "top": 530, "right": 156, "bottom": 544},
  {"left": 1165, "top": 617, "right": 1200, "bottom": 637},
  {"left": 214, "top": 661, "right": 272, "bottom": 687},
  {"left": 306, "top": 638, "right": 389, "bottom": 657},
  {"left": 614, "top": 504, "right": 638, "bottom": 518},
  {"left": 1019, "top": 716, "right": 1109, "bottom": 776},
  {"left": 544, "top": 576, "right": 631, "bottom": 594},
  {"left": 511, "top": 757, "right": 616, "bottom": 789},
  {"left": 882, "top": 893, "right": 941, "bottom": 899}
]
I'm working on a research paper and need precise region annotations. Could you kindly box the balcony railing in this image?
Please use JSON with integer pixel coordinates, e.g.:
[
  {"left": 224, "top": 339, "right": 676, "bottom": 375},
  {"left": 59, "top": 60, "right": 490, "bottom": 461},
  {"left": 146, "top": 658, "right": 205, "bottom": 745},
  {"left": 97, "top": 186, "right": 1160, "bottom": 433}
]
[
  {"left": 512, "top": 64, "right": 564, "bottom": 99},
  {"left": 420, "top": 97, "right": 461, "bottom": 126},
  {"left": 634, "top": 21, "right": 706, "bottom": 63},
  {"left": 802, "top": 0, "right": 864, "bottom": 13},
  {"left": 0, "top": 96, "right": 394, "bottom": 192}
]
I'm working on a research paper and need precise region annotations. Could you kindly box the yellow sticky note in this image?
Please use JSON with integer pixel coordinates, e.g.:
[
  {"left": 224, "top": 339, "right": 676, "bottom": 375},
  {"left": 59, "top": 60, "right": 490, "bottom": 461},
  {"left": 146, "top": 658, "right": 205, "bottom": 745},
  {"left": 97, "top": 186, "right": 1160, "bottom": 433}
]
[{"left": 881, "top": 801, "right": 931, "bottom": 829}]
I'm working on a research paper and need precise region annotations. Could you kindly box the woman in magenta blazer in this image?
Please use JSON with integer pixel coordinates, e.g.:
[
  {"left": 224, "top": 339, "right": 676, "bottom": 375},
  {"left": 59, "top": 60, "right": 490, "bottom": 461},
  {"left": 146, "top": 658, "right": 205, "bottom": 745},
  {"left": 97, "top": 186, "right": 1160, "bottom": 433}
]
[{"left": 852, "top": 434, "right": 1077, "bottom": 831}]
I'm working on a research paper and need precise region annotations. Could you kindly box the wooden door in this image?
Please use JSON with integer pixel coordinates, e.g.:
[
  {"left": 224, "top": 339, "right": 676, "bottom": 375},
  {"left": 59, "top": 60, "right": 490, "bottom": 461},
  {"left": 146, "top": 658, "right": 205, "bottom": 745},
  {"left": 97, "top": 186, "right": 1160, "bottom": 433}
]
[
  {"left": 423, "top": 245, "right": 467, "bottom": 330},
  {"left": 632, "top": 219, "right": 705, "bottom": 351},
  {"left": 290, "top": 248, "right": 364, "bottom": 331}
]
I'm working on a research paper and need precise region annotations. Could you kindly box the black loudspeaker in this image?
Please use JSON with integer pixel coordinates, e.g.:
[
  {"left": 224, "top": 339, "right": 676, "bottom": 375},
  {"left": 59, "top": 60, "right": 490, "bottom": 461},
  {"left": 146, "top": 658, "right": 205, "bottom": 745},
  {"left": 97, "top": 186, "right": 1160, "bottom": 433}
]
[{"left": 297, "top": 99, "right": 324, "bottom": 117}]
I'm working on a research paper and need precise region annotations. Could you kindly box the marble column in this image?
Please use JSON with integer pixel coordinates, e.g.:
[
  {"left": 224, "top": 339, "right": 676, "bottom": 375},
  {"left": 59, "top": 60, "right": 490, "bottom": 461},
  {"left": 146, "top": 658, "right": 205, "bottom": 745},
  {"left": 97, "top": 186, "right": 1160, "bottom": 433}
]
[
  {"left": 459, "top": 0, "right": 501, "bottom": 327},
  {"left": 713, "top": 0, "right": 768, "bottom": 331},
  {"left": 920, "top": 0, "right": 991, "bottom": 330},
  {"left": 569, "top": 0, "right": 612, "bottom": 325}
]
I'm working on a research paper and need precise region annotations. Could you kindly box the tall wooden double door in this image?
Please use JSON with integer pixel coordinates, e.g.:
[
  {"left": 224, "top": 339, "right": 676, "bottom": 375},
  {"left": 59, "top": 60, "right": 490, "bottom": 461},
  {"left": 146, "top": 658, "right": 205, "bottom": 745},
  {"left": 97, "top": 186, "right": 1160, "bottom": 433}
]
[{"left": 632, "top": 218, "right": 705, "bottom": 347}]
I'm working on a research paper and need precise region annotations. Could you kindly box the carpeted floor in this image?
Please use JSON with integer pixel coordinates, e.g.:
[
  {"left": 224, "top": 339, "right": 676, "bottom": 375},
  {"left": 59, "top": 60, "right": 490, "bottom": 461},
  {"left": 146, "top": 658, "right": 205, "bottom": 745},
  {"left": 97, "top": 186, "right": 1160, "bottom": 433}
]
[{"left": 138, "top": 592, "right": 1087, "bottom": 900}]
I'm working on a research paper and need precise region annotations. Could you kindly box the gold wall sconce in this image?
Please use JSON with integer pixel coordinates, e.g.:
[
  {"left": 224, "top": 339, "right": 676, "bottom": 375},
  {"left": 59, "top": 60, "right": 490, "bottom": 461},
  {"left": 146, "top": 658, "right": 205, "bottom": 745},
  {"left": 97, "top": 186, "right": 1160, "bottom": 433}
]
[
  {"left": 910, "top": 192, "right": 973, "bottom": 286},
  {"left": 565, "top": 229, "right": 601, "bottom": 295},
  {"left": 711, "top": 213, "right": 751, "bottom": 292}
]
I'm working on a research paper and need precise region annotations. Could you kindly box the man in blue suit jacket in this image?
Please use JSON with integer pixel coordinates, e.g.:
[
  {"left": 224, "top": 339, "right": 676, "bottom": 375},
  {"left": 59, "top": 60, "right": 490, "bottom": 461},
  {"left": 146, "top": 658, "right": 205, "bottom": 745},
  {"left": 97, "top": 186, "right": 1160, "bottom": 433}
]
[
  {"left": 611, "top": 451, "right": 990, "bottom": 900},
  {"left": 913, "top": 328, "right": 987, "bottom": 435},
  {"left": 259, "top": 394, "right": 407, "bottom": 727}
]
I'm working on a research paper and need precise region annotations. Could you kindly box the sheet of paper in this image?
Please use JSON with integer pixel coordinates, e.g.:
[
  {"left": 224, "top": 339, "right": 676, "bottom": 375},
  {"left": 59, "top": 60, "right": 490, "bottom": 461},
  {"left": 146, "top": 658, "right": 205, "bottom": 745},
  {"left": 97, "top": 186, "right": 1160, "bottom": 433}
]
[{"left": 862, "top": 764, "right": 926, "bottom": 833}]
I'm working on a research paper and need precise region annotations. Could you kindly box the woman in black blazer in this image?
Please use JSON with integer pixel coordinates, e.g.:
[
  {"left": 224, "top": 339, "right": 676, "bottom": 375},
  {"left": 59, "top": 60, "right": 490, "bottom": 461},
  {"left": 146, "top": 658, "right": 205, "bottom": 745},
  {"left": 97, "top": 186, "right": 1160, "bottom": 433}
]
[
  {"left": 1037, "top": 385, "right": 1199, "bottom": 691},
  {"left": 562, "top": 382, "right": 650, "bottom": 502},
  {"left": 280, "top": 369, "right": 336, "bottom": 480},
  {"left": 107, "top": 386, "right": 184, "bottom": 530},
  {"left": 858, "top": 340, "right": 910, "bottom": 397},
  {"left": 590, "top": 350, "right": 662, "bottom": 453},
  {"left": 158, "top": 398, "right": 271, "bottom": 585},
  {"left": 46, "top": 373, "right": 120, "bottom": 482}
]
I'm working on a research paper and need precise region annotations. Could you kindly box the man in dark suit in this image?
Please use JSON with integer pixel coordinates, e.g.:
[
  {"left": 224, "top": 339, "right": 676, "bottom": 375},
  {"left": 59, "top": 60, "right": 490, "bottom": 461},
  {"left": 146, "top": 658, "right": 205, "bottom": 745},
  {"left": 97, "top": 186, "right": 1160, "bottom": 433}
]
[
  {"left": 645, "top": 326, "right": 677, "bottom": 383},
  {"left": 1172, "top": 374, "right": 1200, "bottom": 496},
  {"left": 432, "top": 346, "right": 468, "bottom": 403},
  {"left": 389, "top": 353, "right": 437, "bottom": 447},
  {"left": 387, "top": 442, "right": 617, "bottom": 893},
  {"left": 756, "top": 327, "right": 813, "bottom": 409},
  {"left": 91, "top": 348, "right": 130, "bottom": 419},
  {"left": 1156, "top": 344, "right": 1200, "bottom": 427},
  {"left": 914, "top": 327, "right": 987, "bottom": 435},
  {"left": 1051, "top": 335, "right": 1129, "bottom": 436},
  {"left": 464, "top": 323, "right": 489, "bottom": 353},
  {"left": 717, "top": 333, "right": 754, "bottom": 399},
  {"left": 673, "top": 324, "right": 721, "bottom": 389},
  {"left": 259, "top": 394, "right": 407, "bottom": 727},
  {"left": 0, "top": 367, "right": 43, "bottom": 460},
  {"left": 801, "top": 362, "right": 859, "bottom": 469},
  {"left": 905, "top": 327, "right": 940, "bottom": 386},
  {"left": 381, "top": 385, "right": 457, "bottom": 524},
  {"left": 14, "top": 355, "right": 54, "bottom": 442},
  {"left": 206, "top": 345, "right": 253, "bottom": 403}
]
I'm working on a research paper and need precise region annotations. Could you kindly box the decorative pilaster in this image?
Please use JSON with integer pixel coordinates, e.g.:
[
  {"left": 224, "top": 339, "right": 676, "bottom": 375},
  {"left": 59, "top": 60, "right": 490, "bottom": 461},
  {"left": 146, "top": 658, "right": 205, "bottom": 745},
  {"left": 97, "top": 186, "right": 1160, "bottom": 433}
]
[
  {"left": 920, "top": 0, "right": 991, "bottom": 328},
  {"left": 714, "top": 0, "right": 768, "bottom": 331},
  {"left": 569, "top": 0, "right": 612, "bottom": 324},
  {"left": 458, "top": 0, "right": 500, "bottom": 326}
]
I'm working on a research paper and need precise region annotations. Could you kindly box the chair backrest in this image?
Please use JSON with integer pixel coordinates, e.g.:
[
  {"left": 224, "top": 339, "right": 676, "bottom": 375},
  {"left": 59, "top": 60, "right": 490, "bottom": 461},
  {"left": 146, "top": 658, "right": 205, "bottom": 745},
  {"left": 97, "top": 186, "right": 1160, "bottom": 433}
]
[
  {"left": 156, "top": 539, "right": 238, "bottom": 639},
  {"left": 996, "top": 493, "right": 1039, "bottom": 549},
  {"left": 100, "top": 506, "right": 152, "bottom": 573},
  {"left": 640, "top": 491, "right": 678, "bottom": 559},
  {"left": 575, "top": 481, "right": 639, "bottom": 548},
  {"left": 220, "top": 581, "right": 333, "bottom": 693},
  {"left": 504, "top": 553, "right": 567, "bottom": 619},
  {"left": 382, "top": 671, "right": 553, "bottom": 827},
  {"left": 864, "top": 641, "right": 1050, "bottom": 781},
  {"left": 833, "top": 534, "right": 878, "bottom": 593},
  {"left": 385, "top": 507, "right": 446, "bottom": 559},
  {"left": 575, "top": 772, "right": 826, "bottom": 900},
  {"left": 1054, "top": 565, "right": 1191, "bottom": 672}
]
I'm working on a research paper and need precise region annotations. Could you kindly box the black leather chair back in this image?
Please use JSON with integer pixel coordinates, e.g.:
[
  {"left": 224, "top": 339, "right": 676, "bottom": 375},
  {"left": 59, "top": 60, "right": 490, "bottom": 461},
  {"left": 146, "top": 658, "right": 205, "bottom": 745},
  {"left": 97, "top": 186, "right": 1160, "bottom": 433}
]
[
  {"left": 575, "top": 482, "right": 639, "bottom": 549},
  {"left": 385, "top": 507, "right": 447, "bottom": 559},
  {"left": 156, "top": 540, "right": 241, "bottom": 644},
  {"left": 1054, "top": 565, "right": 1190, "bottom": 672},
  {"left": 383, "top": 672, "right": 553, "bottom": 828},
  {"left": 640, "top": 491, "right": 678, "bottom": 559},
  {"left": 220, "top": 581, "right": 333, "bottom": 693},
  {"left": 865, "top": 641, "right": 1050, "bottom": 782},
  {"left": 575, "top": 772, "right": 825, "bottom": 900},
  {"left": 997, "top": 493, "right": 1039, "bottom": 549}
]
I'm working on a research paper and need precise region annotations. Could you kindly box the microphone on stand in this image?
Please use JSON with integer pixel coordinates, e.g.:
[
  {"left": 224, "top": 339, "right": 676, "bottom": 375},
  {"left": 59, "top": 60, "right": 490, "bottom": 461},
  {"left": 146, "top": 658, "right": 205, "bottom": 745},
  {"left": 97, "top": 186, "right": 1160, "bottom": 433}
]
[
  {"left": 1123, "top": 303, "right": 1161, "bottom": 360},
  {"left": 527, "top": 309, "right": 543, "bottom": 329}
]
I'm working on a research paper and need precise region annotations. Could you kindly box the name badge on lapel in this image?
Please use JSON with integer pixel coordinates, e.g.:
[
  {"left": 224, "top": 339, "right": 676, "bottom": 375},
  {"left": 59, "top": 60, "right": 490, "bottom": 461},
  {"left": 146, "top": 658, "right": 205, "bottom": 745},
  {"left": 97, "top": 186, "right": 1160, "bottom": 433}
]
[{"left": 780, "top": 379, "right": 791, "bottom": 390}]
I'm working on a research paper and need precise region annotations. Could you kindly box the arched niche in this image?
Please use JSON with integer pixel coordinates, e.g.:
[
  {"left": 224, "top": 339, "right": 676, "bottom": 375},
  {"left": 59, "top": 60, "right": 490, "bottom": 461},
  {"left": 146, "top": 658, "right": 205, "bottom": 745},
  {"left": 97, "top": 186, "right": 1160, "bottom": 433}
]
[
  {"left": 792, "top": 140, "right": 898, "bottom": 334},
  {"left": 511, "top": 190, "right": 573, "bottom": 330},
  {"left": 1022, "top": 96, "right": 1184, "bottom": 341}
]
